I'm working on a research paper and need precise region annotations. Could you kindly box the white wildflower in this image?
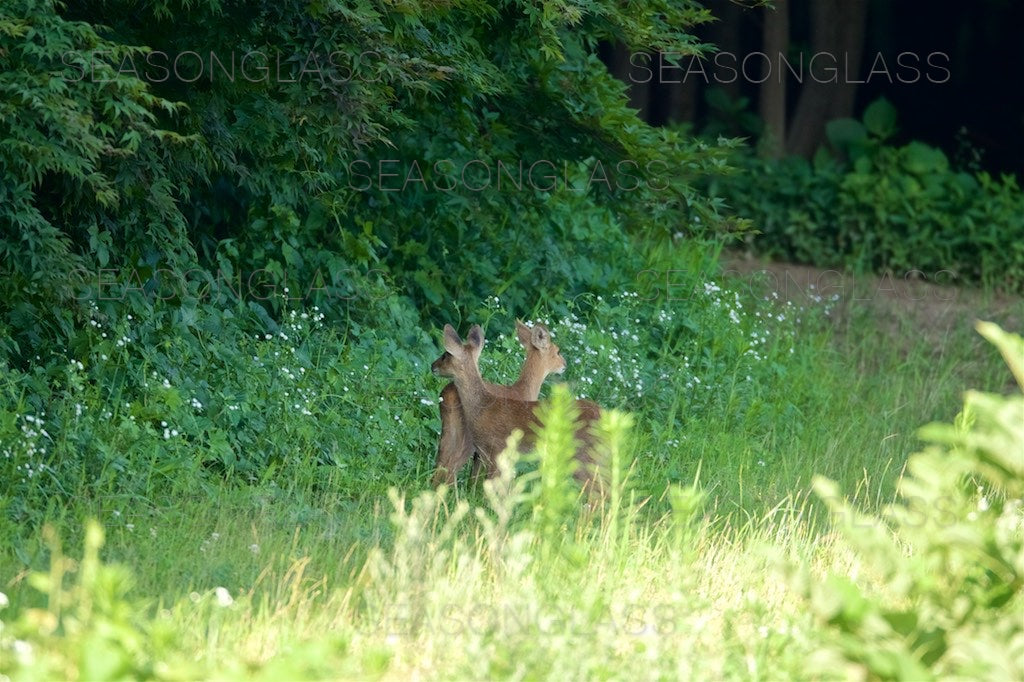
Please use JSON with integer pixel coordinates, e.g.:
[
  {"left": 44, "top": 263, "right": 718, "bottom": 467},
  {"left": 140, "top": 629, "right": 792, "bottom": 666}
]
[{"left": 214, "top": 587, "right": 233, "bottom": 607}]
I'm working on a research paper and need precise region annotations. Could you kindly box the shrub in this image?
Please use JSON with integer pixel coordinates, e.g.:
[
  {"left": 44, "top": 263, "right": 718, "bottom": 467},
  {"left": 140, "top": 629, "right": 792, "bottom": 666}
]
[
  {"left": 1, "top": 0, "right": 739, "bottom": 367},
  {"left": 710, "top": 98, "right": 1024, "bottom": 291},
  {"left": 0, "top": 3, "right": 744, "bottom": 516},
  {"left": 800, "top": 322, "right": 1024, "bottom": 679},
  {"left": 0, "top": 288, "right": 438, "bottom": 531}
]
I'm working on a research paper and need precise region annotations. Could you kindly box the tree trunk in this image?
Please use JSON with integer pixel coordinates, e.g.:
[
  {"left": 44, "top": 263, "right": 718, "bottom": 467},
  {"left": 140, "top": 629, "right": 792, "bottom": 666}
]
[
  {"left": 706, "top": 0, "right": 744, "bottom": 100},
  {"left": 759, "top": 0, "right": 789, "bottom": 158},
  {"left": 667, "top": 70, "right": 699, "bottom": 124},
  {"left": 785, "top": 0, "right": 869, "bottom": 157}
]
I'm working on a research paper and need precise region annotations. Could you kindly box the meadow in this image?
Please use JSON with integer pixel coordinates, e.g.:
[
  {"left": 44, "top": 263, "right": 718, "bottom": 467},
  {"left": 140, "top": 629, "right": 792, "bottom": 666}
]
[{"left": 1, "top": 241, "right": 1021, "bottom": 680}]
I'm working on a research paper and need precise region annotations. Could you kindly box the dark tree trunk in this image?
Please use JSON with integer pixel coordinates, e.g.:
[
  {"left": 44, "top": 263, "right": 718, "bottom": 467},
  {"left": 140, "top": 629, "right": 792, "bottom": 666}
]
[
  {"left": 706, "top": 0, "right": 744, "bottom": 100},
  {"left": 666, "top": 56, "right": 699, "bottom": 124},
  {"left": 785, "top": 0, "right": 869, "bottom": 157},
  {"left": 759, "top": 0, "right": 790, "bottom": 157}
]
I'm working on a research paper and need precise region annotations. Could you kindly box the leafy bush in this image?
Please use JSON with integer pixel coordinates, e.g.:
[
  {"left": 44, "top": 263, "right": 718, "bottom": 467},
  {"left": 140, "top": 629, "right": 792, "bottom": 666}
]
[
  {"left": 0, "top": 287, "right": 438, "bottom": 533},
  {"left": 0, "top": 0, "right": 757, "bottom": 532},
  {"left": 0, "top": 2, "right": 747, "bottom": 519},
  {"left": 0, "top": 2, "right": 201, "bottom": 361},
  {"left": 1, "top": 0, "right": 738, "bottom": 367},
  {"left": 800, "top": 322, "right": 1024, "bottom": 679},
  {"left": 710, "top": 98, "right": 1024, "bottom": 291}
]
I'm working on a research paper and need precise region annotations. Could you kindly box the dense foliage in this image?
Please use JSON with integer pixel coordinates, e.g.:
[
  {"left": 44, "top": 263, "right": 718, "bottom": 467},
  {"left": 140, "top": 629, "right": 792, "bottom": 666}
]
[
  {"left": 1, "top": 0, "right": 734, "bottom": 363},
  {"left": 709, "top": 98, "right": 1024, "bottom": 291},
  {"left": 0, "top": 0, "right": 744, "bottom": 513}
]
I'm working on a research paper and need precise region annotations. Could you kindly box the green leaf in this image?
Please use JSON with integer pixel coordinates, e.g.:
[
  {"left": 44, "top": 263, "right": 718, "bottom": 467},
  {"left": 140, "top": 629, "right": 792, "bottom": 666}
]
[
  {"left": 81, "top": 634, "right": 129, "bottom": 681},
  {"left": 903, "top": 142, "right": 948, "bottom": 175},
  {"left": 975, "top": 321, "right": 1024, "bottom": 388},
  {"left": 825, "top": 118, "right": 868, "bottom": 160},
  {"left": 863, "top": 97, "right": 898, "bottom": 139}
]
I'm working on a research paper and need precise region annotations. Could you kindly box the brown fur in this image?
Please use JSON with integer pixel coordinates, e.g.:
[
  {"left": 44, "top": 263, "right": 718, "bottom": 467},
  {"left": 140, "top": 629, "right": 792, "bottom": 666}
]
[
  {"left": 430, "top": 321, "right": 565, "bottom": 487},
  {"left": 431, "top": 324, "right": 601, "bottom": 488}
]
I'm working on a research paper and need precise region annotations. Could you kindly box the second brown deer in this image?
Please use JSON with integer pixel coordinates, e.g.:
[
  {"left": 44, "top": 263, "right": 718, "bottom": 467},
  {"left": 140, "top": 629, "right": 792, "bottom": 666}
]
[
  {"left": 431, "top": 320, "right": 565, "bottom": 488},
  {"left": 431, "top": 324, "right": 602, "bottom": 488}
]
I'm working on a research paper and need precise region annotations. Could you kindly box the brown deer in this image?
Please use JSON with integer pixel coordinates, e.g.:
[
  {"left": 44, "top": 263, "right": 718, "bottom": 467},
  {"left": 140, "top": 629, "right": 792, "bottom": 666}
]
[
  {"left": 431, "top": 320, "right": 565, "bottom": 488},
  {"left": 431, "top": 324, "right": 602, "bottom": 488}
]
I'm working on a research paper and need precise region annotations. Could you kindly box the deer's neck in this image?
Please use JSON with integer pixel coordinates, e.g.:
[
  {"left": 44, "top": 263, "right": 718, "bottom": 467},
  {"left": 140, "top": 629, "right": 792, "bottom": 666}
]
[
  {"left": 510, "top": 357, "right": 544, "bottom": 399},
  {"left": 452, "top": 369, "right": 489, "bottom": 418}
]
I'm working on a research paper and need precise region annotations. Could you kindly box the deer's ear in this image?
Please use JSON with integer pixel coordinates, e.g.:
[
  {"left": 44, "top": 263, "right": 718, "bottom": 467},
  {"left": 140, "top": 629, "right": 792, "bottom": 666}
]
[
  {"left": 467, "top": 324, "right": 484, "bottom": 349},
  {"left": 531, "top": 324, "right": 550, "bottom": 350},
  {"left": 515, "top": 320, "right": 531, "bottom": 347},
  {"left": 443, "top": 324, "right": 463, "bottom": 355}
]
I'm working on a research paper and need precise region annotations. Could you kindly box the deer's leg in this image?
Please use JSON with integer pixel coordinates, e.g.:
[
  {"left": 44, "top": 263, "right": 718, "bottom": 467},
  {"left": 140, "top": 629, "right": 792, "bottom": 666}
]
[
  {"left": 469, "top": 452, "right": 486, "bottom": 487},
  {"left": 431, "top": 383, "right": 474, "bottom": 488}
]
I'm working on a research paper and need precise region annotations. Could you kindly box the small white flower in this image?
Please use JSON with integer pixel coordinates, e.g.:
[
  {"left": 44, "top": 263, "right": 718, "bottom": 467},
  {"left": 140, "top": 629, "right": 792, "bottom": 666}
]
[
  {"left": 215, "top": 587, "right": 233, "bottom": 607},
  {"left": 0, "top": 591, "right": 8, "bottom": 608}
]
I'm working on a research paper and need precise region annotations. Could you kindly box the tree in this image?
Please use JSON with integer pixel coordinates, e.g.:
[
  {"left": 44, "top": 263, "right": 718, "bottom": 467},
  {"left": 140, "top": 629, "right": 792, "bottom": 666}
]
[
  {"left": 784, "top": 0, "right": 869, "bottom": 157},
  {"left": 759, "top": 0, "right": 788, "bottom": 158}
]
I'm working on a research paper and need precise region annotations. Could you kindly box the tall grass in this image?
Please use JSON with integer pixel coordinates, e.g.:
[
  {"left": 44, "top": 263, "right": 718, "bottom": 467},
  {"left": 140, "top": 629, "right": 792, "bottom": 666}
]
[{"left": 1, "top": 425, "right": 859, "bottom": 679}]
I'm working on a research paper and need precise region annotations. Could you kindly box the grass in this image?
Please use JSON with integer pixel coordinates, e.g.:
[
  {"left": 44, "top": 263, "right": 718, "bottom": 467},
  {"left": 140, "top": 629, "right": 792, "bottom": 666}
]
[
  {"left": 1, "top": 250, "right": 1020, "bottom": 679},
  {"left": 9, "top": 483, "right": 855, "bottom": 679}
]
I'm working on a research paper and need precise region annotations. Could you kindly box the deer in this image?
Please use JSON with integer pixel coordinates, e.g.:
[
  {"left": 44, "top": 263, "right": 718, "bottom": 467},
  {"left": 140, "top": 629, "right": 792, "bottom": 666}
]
[
  {"left": 431, "top": 320, "right": 566, "bottom": 488},
  {"left": 431, "top": 323, "right": 602, "bottom": 490}
]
